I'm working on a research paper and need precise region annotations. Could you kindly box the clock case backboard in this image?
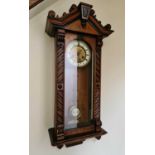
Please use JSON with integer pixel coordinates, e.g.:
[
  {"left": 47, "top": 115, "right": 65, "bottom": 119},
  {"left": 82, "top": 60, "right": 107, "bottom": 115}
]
[{"left": 45, "top": 2, "right": 113, "bottom": 148}]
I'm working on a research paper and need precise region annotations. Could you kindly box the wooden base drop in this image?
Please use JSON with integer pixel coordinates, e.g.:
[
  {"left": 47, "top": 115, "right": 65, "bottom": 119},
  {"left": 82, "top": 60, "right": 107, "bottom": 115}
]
[{"left": 48, "top": 128, "right": 107, "bottom": 148}]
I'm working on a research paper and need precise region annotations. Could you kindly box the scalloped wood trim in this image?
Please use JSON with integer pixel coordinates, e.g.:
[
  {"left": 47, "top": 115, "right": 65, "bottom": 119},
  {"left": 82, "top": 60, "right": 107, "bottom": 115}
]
[{"left": 46, "top": 2, "right": 114, "bottom": 37}]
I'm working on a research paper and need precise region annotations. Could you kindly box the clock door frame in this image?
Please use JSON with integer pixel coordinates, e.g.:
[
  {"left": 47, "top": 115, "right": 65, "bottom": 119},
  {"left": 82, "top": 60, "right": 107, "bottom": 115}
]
[
  {"left": 46, "top": 2, "right": 113, "bottom": 148},
  {"left": 64, "top": 32, "right": 94, "bottom": 131}
]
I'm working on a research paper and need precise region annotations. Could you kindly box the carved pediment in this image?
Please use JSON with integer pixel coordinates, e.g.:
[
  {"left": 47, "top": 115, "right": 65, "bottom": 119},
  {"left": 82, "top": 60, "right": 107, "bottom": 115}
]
[
  {"left": 46, "top": 2, "right": 113, "bottom": 37},
  {"left": 65, "top": 19, "right": 99, "bottom": 35}
]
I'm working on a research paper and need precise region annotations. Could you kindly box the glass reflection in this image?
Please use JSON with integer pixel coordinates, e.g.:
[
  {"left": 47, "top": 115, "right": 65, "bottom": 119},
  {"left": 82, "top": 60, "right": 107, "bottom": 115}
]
[{"left": 64, "top": 40, "right": 92, "bottom": 130}]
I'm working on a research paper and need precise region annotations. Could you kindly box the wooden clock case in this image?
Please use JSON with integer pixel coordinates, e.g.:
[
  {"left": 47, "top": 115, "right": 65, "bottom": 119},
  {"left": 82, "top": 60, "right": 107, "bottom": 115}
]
[{"left": 45, "top": 2, "right": 113, "bottom": 148}]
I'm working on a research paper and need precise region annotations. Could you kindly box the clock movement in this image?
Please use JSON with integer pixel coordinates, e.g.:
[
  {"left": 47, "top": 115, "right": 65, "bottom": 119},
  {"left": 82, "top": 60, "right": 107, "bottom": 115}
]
[{"left": 45, "top": 2, "right": 113, "bottom": 148}]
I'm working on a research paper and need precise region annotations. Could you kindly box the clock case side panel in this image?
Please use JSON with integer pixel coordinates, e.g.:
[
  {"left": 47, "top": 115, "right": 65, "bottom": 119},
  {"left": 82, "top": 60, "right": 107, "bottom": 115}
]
[
  {"left": 93, "top": 36, "right": 104, "bottom": 133},
  {"left": 48, "top": 29, "right": 66, "bottom": 149},
  {"left": 82, "top": 34, "right": 107, "bottom": 137}
]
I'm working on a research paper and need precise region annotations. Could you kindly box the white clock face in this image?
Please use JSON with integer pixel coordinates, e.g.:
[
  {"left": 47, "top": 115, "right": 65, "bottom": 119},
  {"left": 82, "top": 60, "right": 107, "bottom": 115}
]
[{"left": 66, "top": 40, "right": 91, "bottom": 67}]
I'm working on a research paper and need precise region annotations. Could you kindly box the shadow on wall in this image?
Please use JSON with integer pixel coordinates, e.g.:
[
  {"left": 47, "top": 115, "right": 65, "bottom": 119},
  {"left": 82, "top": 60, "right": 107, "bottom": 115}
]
[
  {"left": 29, "top": 23, "right": 56, "bottom": 139},
  {"left": 42, "top": 34, "right": 55, "bottom": 129}
]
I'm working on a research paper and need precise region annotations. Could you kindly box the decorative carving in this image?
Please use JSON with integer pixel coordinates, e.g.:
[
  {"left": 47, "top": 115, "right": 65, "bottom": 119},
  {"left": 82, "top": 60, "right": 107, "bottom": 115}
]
[
  {"left": 46, "top": 2, "right": 113, "bottom": 37},
  {"left": 80, "top": 2, "right": 92, "bottom": 27},
  {"left": 56, "top": 15, "right": 59, "bottom": 19},
  {"left": 69, "top": 4, "right": 78, "bottom": 13},
  {"left": 48, "top": 10, "right": 55, "bottom": 18},
  {"left": 104, "top": 24, "right": 112, "bottom": 31},
  {"left": 90, "top": 9, "right": 95, "bottom": 16},
  {"left": 57, "top": 83, "right": 63, "bottom": 90},
  {"left": 62, "top": 12, "right": 67, "bottom": 18},
  {"left": 81, "top": 5, "right": 91, "bottom": 20},
  {"left": 93, "top": 37, "right": 103, "bottom": 132},
  {"left": 55, "top": 29, "right": 65, "bottom": 142},
  {"left": 96, "top": 136, "right": 101, "bottom": 140},
  {"left": 57, "top": 144, "right": 63, "bottom": 149}
]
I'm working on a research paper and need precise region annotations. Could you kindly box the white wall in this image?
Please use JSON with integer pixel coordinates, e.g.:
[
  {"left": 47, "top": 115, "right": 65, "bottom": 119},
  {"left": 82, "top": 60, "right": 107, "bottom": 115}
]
[{"left": 29, "top": 0, "right": 125, "bottom": 155}]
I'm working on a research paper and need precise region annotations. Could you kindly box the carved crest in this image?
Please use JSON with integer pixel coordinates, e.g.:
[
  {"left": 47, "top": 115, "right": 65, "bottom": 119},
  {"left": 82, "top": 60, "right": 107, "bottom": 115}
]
[
  {"left": 46, "top": 2, "right": 113, "bottom": 37},
  {"left": 79, "top": 2, "right": 92, "bottom": 27}
]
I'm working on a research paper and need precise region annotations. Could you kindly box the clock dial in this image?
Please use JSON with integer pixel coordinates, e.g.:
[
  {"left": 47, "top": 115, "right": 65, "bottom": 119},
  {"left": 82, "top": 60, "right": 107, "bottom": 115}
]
[{"left": 66, "top": 40, "right": 91, "bottom": 67}]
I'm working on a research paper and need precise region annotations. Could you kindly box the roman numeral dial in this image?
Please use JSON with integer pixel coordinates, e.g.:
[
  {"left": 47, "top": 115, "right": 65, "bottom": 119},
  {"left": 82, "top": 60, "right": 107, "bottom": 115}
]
[{"left": 66, "top": 40, "right": 91, "bottom": 67}]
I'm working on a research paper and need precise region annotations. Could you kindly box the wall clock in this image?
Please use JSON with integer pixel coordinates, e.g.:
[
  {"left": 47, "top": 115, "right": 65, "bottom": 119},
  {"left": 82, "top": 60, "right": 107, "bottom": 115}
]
[{"left": 45, "top": 2, "right": 113, "bottom": 148}]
